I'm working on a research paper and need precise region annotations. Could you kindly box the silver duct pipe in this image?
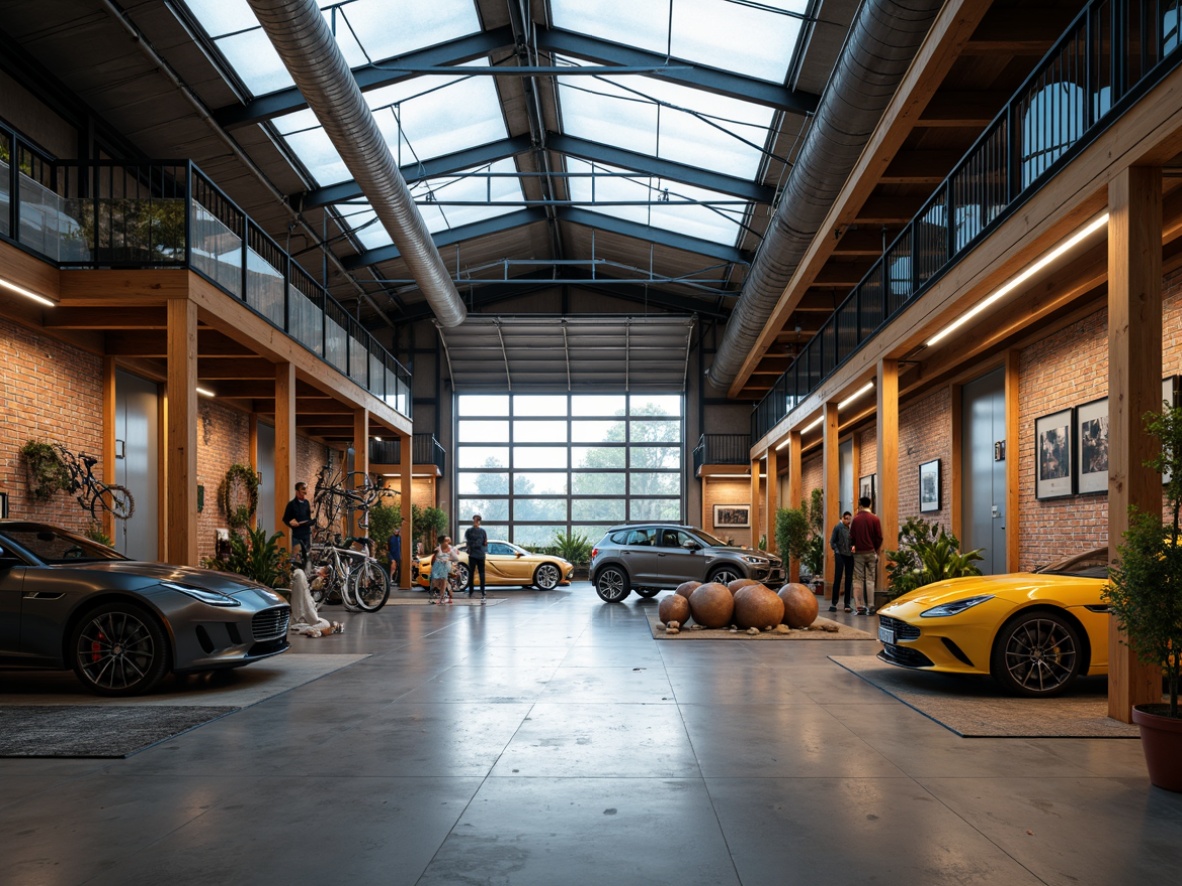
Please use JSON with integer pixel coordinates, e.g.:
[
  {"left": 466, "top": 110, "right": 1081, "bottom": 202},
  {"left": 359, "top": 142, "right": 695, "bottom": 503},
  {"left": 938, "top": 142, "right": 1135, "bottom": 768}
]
[
  {"left": 706, "top": 0, "right": 944, "bottom": 392},
  {"left": 246, "top": 0, "right": 467, "bottom": 327}
]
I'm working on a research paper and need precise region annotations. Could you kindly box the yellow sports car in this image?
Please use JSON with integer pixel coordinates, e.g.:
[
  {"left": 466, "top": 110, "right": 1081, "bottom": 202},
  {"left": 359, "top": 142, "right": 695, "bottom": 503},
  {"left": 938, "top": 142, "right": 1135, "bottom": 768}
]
[
  {"left": 415, "top": 540, "right": 574, "bottom": 591},
  {"left": 876, "top": 549, "right": 1111, "bottom": 697}
]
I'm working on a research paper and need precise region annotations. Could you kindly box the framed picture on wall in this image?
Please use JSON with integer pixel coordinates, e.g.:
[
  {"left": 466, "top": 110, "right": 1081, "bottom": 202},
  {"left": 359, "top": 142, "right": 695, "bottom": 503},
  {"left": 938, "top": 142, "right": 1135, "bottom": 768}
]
[
  {"left": 918, "top": 459, "right": 940, "bottom": 512},
  {"left": 1165, "top": 377, "right": 1178, "bottom": 485},
  {"left": 1076, "top": 397, "right": 1109, "bottom": 495},
  {"left": 858, "top": 474, "right": 876, "bottom": 510},
  {"left": 713, "top": 504, "right": 750, "bottom": 528},
  {"left": 1035, "top": 407, "right": 1074, "bottom": 499}
]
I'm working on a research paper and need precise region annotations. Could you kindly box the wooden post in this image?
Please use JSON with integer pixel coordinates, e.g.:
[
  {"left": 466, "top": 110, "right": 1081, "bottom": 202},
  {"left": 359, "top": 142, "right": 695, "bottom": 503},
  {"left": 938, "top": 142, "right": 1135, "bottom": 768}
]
[
  {"left": 353, "top": 407, "right": 370, "bottom": 539},
  {"left": 877, "top": 360, "right": 899, "bottom": 595},
  {"left": 274, "top": 362, "right": 296, "bottom": 549},
  {"left": 102, "top": 357, "right": 117, "bottom": 544},
  {"left": 787, "top": 430, "right": 802, "bottom": 582},
  {"left": 766, "top": 444, "right": 779, "bottom": 556},
  {"left": 1108, "top": 167, "right": 1163, "bottom": 721},
  {"left": 823, "top": 401, "right": 840, "bottom": 594},
  {"left": 165, "top": 297, "right": 198, "bottom": 565},
  {"left": 1004, "top": 350, "right": 1021, "bottom": 572},
  {"left": 399, "top": 429, "right": 413, "bottom": 588},
  {"left": 750, "top": 456, "right": 762, "bottom": 550}
]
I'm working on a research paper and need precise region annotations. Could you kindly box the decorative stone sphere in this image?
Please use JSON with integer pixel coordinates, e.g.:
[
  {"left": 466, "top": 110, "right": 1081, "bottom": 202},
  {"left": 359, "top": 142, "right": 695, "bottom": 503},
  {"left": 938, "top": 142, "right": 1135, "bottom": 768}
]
[
  {"left": 727, "top": 578, "right": 762, "bottom": 595},
  {"left": 778, "top": 582, "right": 819, "bottom": 628},
  {"left": 688, "top": 582, "right": 735, "bottom": 628},
  {"left": 675, "top": 580, "right": 701, "bottom": 599},
  {"left": 658, "top": 593, "right": 691, "bottom": 626},
  {"left": 733, "top": 584, "right": 785, "bottom": 630}
]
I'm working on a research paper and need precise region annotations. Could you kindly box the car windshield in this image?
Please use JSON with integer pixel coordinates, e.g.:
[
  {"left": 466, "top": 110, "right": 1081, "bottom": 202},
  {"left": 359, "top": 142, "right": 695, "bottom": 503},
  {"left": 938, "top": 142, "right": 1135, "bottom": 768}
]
[
  {"left": 688, "top": 528, "right": 731, "bottom": 547},
  {"left": 0, "top": 523, "right": 128, "bottom": 564},
  {"left": 1033, "top": 548, "right": 1109, "bottom": 577}
]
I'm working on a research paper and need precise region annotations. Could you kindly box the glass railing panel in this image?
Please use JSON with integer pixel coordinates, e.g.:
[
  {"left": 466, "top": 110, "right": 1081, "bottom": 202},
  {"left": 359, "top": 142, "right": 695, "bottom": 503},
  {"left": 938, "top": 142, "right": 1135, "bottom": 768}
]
[
  {"left": 0, "top": 136, "right": 11, "bottom": 238},
  {"left": 190, "top": 200, "right": 243, "bottom": 297},
  {"left": 18, "top": 173, "right": 89, "bottom": 262},
  {"left": 246, "top": 246, "right": 285, "bottom": 327},
  {"left": 885, "top": 228, "right": 913, "bottom": 315},
  {"left": 369, "top": 351, "right": 384, "bottom": 398},
  {"left": 288, "top": 282, "right": 323, "bottom": 356},
  {"left": 325, "top": 316, "right": 348, "bottom": 373},
  {"left": 349, "top": 334, "right": 368, "bottom": 386},
  {"left": 385, "top": 366, "right": 399, "bottom": 412}
]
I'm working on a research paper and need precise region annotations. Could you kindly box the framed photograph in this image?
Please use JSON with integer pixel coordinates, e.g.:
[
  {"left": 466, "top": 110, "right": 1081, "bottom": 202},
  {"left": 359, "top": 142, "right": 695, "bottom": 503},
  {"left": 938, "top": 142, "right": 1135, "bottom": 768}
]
[
  {"left": 1165, "top": 377, "right": 1178, "bottom": 485},
  {"left": 1076, "top": 397, "right": 1109, "bottom": 495},
  {"left": 713, "top": 504, "right": 750, "bottom": 528},
  {"left": 858, "top": 474, "right": 876, "bottom": 510},
  {"left": 918, "top": 459, "right": 940, "bottom": 512},
  {"left": 1035, "top": 407, "right": 1074, "bottom": 499}
]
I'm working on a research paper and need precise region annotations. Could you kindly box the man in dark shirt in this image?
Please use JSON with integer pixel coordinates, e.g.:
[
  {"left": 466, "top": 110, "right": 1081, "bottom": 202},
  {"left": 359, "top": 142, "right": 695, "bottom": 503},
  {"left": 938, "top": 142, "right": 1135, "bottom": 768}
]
[
  {"left": 464, "top": 514, "right": 488, "bottom": 601},
  {"left": 388, "top": 526, "right": 402, "bottom": 585},
  {"left": 849, "top": 496, "right": 883, "bottom": 615},
  {"left": 829, "top": 511, "right": 854, "bottom": 612},
  {"left": 283, "top": 481, "right": 313, "bottom": 563}
]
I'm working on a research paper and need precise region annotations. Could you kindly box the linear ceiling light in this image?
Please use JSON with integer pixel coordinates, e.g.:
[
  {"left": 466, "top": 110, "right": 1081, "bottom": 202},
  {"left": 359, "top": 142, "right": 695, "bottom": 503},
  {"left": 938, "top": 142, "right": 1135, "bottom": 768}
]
[
  {"left": 0, "top": 276, "right": 55, "bottom": 307},
  {"left": 801, "top": 415, "right": 823, "bottom": 434},
  {"left": 926, "top": 212, "right": 1110, "bottom": 347},
  {"left": 838, "top": 381, "right": 875, "bottom": 410},
  {"left": 196, "top": 386, "right": 216, "bottom": 398},
  {"left": 774, "top": 437, "right": 791, "bottom": 451}
]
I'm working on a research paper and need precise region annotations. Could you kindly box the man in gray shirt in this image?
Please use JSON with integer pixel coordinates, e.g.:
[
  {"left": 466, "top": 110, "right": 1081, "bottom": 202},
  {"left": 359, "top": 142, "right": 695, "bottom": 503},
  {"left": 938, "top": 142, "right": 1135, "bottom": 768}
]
[
  {"left": 464, "top": 514, "right": 489, "bottom": 601},
  {"left": 829, "top": 511, "right": 853, "bottom": 612}
]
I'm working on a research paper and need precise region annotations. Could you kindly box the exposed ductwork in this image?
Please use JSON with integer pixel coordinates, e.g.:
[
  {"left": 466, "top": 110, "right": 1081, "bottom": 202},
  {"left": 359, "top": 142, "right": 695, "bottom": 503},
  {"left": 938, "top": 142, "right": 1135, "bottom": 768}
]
[
  {"left": 705, "top": 0, "right": 943, "bottom": 393},
  {"left": 246, "top": 0, "right": 467, "bottom": 327}
]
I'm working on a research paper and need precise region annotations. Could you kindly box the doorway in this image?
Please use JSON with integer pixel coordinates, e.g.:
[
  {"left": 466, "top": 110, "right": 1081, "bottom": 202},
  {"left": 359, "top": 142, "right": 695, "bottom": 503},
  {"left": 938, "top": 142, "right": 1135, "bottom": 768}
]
[
  {"left": 257, "top": 422, "right": 275, "bottom": 533},
  {"left": 961, "top": 368, "right": 1007, "bottom": 574},
  {"left": 114, "top": 369, "right": 159, "bottom": 560}
]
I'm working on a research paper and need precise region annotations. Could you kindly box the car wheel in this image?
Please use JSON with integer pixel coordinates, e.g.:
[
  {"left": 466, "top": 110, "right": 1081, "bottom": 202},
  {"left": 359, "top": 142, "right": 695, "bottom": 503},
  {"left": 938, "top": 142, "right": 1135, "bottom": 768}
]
[
  {"left": 708, "top": 566, "right": 742, "bottom": 586},
  {"left": 990, "top": 610, "right": 1083, "bottom": 697},
  {"left": 455, "top": 562, "right": 470, "bottom": 590},
  {"left": 534, "top": 563, "right": 561, "bottom": 590},
  {"left": 351, "top": 559, "right": 391, "bottom": 611},
  {"left": 635, "top": 588, "right": 660, "bottom": 598},
  {"left": 71, "top": 602, "right": 169, "bottom": 696},
  {"left": 595, "top": 566, "right": 631, "bottom": 602}
]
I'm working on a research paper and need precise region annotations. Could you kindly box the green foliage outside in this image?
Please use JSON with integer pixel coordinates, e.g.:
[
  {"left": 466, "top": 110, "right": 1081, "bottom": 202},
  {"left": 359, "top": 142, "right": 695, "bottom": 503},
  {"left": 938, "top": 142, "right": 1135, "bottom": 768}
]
[
  {"left": 412, "top": 504, "right": 449, "bottom": 552},
  {"left": 885, "top": 516, "right": 983, "bottom": 600},
  {"left": 1105, "top": 406, "right": 1182, "bottom": 718},
  {"left": 551, "top": 530, "right": 592, "bottom": 566},
  {"left": 20, "top": 440, "right": 71, "bottom": 501},
  {"left": 204, "top": 525, "right": 289, "bottom": 590},
  {"left": 366, "top": 500, "right": 402, "bottom": 564}
]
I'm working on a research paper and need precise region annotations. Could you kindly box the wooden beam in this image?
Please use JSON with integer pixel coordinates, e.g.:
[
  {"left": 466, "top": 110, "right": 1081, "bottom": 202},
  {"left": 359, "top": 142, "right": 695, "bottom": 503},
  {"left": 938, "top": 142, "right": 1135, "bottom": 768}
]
[
  {"left": 880, "top": 151, "right": 962, "bottom": 184},
  {"left": 1004, "top": 350, "right": 1020, "bottom": 572},
  {"left": 1107, "top": 165, "right": 1164, "bottom": 722},
  {"left": 787, "top": 430, "right": 802, "bottom": 582},
  {"left": 59, "top": 269, "right": 189, "bottom": 304},
  {"left": 102, "top": 358, "right": 117, "bottom": 543},
  {"left": 916, "top": 92, "right": 1006, "bottom": 127},
  {"left": 197, "top": 357, "right": 277, "bottom": 379},
  {"left": 750, "top": 457, "right": 762, "bottom": 551},
  {"left": 398, "top": 429, "right": 413, "bottom": 589},
  {"left": 823, "top": 401, "right": 840, "bottom": 595},
  {"left": 165, "top": 297, "right": 198, "bottom": 565},
  {"left": 45, "top": 307, "right": 168, "bottom": 329},
  {"left": 766, "top": 445, "right": 779, "bottom": 556},
  {"left": 876, "top": 360, "right": 899, "bottom": 598},
  {"left": 275, "top": 362, "right": 296, "bottom": 549}
]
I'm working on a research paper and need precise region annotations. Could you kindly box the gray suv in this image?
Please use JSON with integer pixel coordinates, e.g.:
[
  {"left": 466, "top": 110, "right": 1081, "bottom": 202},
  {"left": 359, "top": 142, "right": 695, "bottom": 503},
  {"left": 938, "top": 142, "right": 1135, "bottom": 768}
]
[{"left": 589, "top": 524, "right": 785, "bottom": 602}]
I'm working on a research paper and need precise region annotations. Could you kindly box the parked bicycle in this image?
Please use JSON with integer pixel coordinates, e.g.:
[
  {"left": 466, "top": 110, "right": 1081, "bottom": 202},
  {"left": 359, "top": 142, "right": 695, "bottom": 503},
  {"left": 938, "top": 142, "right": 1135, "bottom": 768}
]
[
  {"left": 306, "top": 535, "right": 390, "bottom": 613},
  {"left": 54, "top": 445, "right": 134, "bottom": 520}
]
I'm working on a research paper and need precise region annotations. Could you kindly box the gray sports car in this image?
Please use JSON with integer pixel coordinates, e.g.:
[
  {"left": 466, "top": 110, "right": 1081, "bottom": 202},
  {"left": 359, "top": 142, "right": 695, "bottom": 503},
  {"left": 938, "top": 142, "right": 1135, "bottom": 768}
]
[{"left": 0, "top": 521, "right": 290, "bottom": 696}]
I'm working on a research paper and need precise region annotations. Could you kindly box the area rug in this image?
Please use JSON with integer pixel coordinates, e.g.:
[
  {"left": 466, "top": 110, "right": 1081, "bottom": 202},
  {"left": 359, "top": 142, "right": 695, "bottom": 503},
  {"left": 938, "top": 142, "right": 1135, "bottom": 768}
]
[
  {"left": 0, "top": 653, "right": 369, "bottom": 707},
  {"left": 830, "top": 655, "right": 1141, "bottom": 738},
  {"left": 647, "top": 611, "right": 877, "bottom": 641},
  {"left": 384, "top": 597, "right": 505, "bottom": 606},
  {"left": 0, "top": 705, "right": 237, "bottom": 758}
]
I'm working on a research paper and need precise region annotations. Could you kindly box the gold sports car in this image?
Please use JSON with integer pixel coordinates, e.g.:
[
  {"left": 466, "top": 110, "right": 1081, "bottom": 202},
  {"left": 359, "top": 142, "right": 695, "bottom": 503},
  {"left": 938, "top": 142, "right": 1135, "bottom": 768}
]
[
  {"left": 876, "top": 549, "right": 1111, "bottom": 697},
  {"left": 415, "top": 540, "right": 574, "bottom": 591}
]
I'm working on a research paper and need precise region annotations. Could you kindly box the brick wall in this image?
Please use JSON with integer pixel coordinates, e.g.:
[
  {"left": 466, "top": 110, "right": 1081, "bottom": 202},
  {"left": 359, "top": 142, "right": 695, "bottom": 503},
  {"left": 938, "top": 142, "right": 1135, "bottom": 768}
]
[
  {"left": 195, "top": 401, "right": 251, "bottom": 564},
  {"left": 898, "top": 387, "right": 953, "bottom": 537},
  {"left": 703, "top": 476, "right": 752, "bottom": 546}
]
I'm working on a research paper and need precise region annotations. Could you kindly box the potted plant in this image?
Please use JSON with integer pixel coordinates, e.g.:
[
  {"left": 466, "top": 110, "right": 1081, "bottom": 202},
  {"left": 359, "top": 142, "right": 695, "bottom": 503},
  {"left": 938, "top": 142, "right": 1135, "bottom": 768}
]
[
  {"left": 884, "top": 516, "right": 984, "bottom": 610},
  {"left": 1104, "top": 406, "right": 1182, "bottom": 792},
  {"left": 775, "top": 504, "right": 810, "bottom": 582}
]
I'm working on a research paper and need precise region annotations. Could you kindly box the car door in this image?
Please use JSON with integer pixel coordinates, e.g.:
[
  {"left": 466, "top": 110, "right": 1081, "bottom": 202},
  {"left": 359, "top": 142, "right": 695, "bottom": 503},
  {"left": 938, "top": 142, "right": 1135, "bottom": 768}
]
[
  {"left": 485, "top": 541, "right": 529, "bottom": 584},
  {"left": 656, "top": 529, "right": 705, "bottom": 585},
  {"left": 0, "top": 547, "right": 27, "bottom": 656},
  {"left": 620, "top": 528, "right": 660, "bottom": 585}
]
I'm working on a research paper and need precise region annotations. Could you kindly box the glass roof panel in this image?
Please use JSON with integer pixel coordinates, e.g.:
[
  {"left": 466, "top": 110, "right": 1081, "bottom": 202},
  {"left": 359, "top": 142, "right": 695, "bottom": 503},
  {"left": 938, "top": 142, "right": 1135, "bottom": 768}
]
[
  {"left": 550, "top": 0, "right": 808, "bottom": 84},
  {"left": 182, "top": 0, "right": 480, "bottom": 97},
  {"left": 566, "top": 158, "right": 743, "bottom": 244},
  {"left": 557, "top": 62, "right": 774, "bottom": 179}
]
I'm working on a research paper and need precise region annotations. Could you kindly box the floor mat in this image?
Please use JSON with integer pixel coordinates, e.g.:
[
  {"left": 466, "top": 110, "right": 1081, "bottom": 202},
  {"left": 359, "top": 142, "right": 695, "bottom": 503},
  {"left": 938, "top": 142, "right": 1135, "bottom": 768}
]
[
  {"left": 0, "top": 705, "right": 237, "bottom": 758},
  {"left": 384, "top": 597, "right": 505, "bottom": 606},
  {"left": 830, "top": 655, "right": 1141, "bottom": 738},
  {"left": 647, "top": 610, "right": 877, "bottom": 640}
]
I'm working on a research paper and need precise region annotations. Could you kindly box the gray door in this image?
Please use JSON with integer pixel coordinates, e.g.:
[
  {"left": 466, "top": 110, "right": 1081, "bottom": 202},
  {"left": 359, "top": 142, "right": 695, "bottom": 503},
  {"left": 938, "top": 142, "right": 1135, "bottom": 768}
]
[
  {"left": 838, "top": 439, "right": 854, "bottom": 518},
  {"left": 257, "top": 422, "right": 275, "bottom": 533},
  {"left": 115, "top": 369, "right": 159, "bottom": 561},
  {"left": 961, "top": 368, "right": 1007, "bottom": 574}
]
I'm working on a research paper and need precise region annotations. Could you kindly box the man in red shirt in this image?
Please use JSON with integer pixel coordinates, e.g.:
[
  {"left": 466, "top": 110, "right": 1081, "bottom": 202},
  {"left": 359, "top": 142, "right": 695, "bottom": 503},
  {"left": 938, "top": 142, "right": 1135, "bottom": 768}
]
[{"left": 849, "top": 496, "right": 883, "bottom": 615}]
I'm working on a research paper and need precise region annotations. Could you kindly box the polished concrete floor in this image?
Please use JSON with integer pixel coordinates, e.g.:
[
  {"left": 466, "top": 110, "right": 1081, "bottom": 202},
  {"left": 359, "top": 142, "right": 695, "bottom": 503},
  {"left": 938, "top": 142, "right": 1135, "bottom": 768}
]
[{"left": 4, "top": 584, "right": 1182, "bottom": 885}]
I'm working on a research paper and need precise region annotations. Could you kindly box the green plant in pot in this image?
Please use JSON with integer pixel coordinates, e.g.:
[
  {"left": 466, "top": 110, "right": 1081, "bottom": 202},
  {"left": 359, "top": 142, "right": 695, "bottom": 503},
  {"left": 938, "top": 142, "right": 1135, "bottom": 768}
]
[
  {"left": 775, "top": 504, "right": 810, "bottom": 582},
  {"left": 885, "top": 516, "right": 984, "bottom": 603},
  {"left": 1104, "top": 405, "right": 1182, "bottom": 792}
]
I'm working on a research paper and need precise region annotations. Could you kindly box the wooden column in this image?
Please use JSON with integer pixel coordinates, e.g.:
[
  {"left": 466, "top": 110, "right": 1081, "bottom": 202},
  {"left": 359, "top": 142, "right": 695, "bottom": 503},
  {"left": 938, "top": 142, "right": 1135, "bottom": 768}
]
[
  {"left": 876, "top": 360, "right": 899, "bottom": 592},
  {"left": 765, "top": 444, "right": 779, "bottom": 555},
  {"left": 1108, "top": 166, "right": 1163, "bottom": 721},
  {"left": 823, "top": 401, "right": 840, "bottom": 591},
  {"left": 950, "top": 383, "right": 963, "bottom": 541},
  {"left": 787, "top": 429, "right": 802, "bottom": 582},
  {"left": 353, "top": 407, "right": 370, "bottom": 538},
  {"left": 165, "top": 297, "right": 198, "bottom": 565},
  {"left": 274, "top": 362, "right": 296, "bottom": 546},
  {"left": 102, "top": 357, "right": 117, "bottom": 543},
  {"left": 399, "top": 429, "right": 413, "bottom": 588},
  {"left": 750, "top": 456, "right": 762, "bottom": 549},
  {"left": 1004, "top": 350, "right": 1021, "bottom": 571}
]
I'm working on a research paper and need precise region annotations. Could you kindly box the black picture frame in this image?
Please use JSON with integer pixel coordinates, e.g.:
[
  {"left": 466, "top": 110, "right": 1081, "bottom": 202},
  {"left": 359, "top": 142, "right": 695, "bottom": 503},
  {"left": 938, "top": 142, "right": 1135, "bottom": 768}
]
[
  {"left": 713, "top": 504, "right": 750, "bottom": 528},
  {"left": 858, "top": 474, "right": 876, "bottom": 511},
  {"left": 1076, "top": 397, "right": 1108, "bottom": 495},
  {"left": 918, "top": 459, "right": 940, "bottom": 512},
  {"left": 1035, "top": 407, "right": 1074, "bottom": 499}
]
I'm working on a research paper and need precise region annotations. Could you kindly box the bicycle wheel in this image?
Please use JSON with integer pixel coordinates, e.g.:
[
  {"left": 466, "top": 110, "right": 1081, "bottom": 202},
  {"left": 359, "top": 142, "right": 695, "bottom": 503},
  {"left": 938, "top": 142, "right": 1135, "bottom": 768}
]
[
  {"left": 93, "top": 484, "right": 135, "bottom": 520},
  {"left": 351, "top": 559, "right": 391, "bottom": 611}
]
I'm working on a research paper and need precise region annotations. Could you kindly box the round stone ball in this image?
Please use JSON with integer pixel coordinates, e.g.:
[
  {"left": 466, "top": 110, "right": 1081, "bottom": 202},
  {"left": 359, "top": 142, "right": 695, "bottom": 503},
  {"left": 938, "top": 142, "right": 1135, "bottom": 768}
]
[
  {"left": 727, "top": 577, "right": 762, "bottom": 595},
  {"left": 689, "top": 582, "right": 735, "bottom": 628},
  {"left": 675, "top": 580, "right": 701, "bottom": 599},
  {"left": 733, "top": 584, "right": 785, "bottom": 630},
  {"left": 658, "top": 593, "right": 691, "bottom": 626},
  {"left": 778, "top": 582, "right": 819, "bottom": 628}
]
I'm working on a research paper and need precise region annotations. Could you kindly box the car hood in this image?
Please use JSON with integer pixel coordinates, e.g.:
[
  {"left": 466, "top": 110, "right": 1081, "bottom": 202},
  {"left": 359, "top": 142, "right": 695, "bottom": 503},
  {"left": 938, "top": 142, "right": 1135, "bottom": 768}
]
[
  {"left": 713, "top": 546, "right": 774, "bottom": 559},
  {"left": 63, "top": 561, "right": 278, "bottom": 597},
  {"left": 882, "top": 572, "right": 1107, "bottom": 611}
]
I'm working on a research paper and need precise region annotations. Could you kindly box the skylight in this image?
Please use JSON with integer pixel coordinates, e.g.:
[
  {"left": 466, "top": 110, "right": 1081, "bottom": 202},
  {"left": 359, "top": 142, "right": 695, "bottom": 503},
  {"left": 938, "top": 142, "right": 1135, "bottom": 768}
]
[{"left": 550, "top": 0, "right": 809, "bottom": 84}]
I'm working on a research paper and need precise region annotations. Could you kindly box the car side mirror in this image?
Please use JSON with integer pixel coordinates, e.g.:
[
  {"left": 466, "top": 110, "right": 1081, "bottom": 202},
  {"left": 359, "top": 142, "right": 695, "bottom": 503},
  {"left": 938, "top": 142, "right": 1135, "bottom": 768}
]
[
  {"left": 682, "top": 541, "right": 701, "bottom": 551},
  {"left": 515, "top": 552, "right": 524, "bottom": 558}
]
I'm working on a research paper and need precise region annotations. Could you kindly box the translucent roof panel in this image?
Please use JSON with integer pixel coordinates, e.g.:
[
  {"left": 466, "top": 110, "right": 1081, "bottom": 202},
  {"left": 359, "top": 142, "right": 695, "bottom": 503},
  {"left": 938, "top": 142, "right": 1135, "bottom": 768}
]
[
  {"left": 550, "top": 0, "right": 808, "bottom": 84},
  {"left": 557, "top": 61, "right": 775, "bottom": 180},
  {"left": 566, "top": 158, "right": 744, "bottom": 244},
  {"left": 182, "top": 0, "right": 481, "bottom": 97},
  {"left": 335, "top": 157, "right": 525, "bottom": 249},
  {"left": 273, "top": 64, "right": 509, "bottom": 185}
]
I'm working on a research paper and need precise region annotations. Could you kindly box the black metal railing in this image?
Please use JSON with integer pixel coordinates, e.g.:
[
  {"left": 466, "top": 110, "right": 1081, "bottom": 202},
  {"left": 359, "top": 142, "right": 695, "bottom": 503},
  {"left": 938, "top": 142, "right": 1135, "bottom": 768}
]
[
  {"left": 0, "top": 132, "right": 411, "bottom": 419},
  {"left": 752, "top": 0, "right": 1182, "bottom": 442},
  {"left": 692, "top": 434, "right": 751, "bottom": 475},
  {"left": 369, "top": 434, "right": 446, "bottom": 475}
]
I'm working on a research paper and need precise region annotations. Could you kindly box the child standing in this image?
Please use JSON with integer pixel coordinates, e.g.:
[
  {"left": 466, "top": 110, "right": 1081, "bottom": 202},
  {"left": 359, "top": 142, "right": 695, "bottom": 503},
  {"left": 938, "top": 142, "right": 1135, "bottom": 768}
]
[{"left": 430, "top": 536, "right": 458, "bottom": 604}]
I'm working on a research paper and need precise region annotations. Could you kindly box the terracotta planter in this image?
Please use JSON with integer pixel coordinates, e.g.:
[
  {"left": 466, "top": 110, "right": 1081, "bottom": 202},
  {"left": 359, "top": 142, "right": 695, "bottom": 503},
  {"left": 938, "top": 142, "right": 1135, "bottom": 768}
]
[{"left": 1131, "top": 704, "right": 1182, "bottom": 792}]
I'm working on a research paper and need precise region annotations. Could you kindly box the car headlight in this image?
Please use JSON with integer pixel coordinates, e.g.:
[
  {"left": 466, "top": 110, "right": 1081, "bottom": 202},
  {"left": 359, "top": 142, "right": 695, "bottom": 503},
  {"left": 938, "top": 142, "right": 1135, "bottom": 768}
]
[
  {"left": 743, "top": 556, "right": 767, "bottom": 565},
  {"left": 160, "top": 580, "right": 241, "bottom": 607},
  {"left": 920, "top": 594, "right": 994, "bottom": 618}
]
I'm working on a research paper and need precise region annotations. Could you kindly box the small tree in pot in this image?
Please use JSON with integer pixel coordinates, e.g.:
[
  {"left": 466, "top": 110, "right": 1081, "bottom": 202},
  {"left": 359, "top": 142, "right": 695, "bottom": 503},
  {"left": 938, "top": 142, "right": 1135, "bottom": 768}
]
[{"left": 1104, "top": 405, "right": 1182, "bottom": 791}]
